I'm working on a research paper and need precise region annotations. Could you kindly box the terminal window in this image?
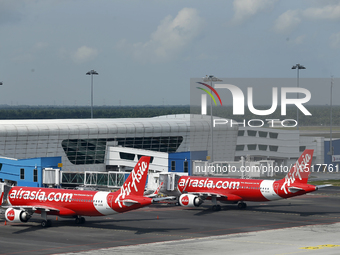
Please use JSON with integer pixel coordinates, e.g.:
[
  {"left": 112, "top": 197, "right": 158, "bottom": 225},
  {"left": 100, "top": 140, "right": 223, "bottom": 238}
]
[
  {"left": 171, "top": 161, "right": 176, "bottom": 171},
  {"left": 269, "top": 145, "right": 278, "bottom": 152},
  {"left": 62, "top": 136, "right": 183, "bottom": 165},
  {"left": 184, "top": 161, "right": 188, "bottom": 173},
  {"left": 269, "top": 132, "right": 278, "bottom": 139},
  {"left": 33, "top": 169, "right": 38, "bottom": 182},
  {"left": 247, "top": 144, "right": 257, "bottom": 150},
  {"left": 247, "top": 130, "right": 257, "bottom": 137},
  {"left": 259, "top": 145, "right": 268, "bottom": 151},
  {"left": 238, "top": 130, "right": 245, "bottom": 136},
  {"left": 236, "top": 145, "right": 245, "bottom": 151},
  {"left": 258, "top": 131, "right": 268, "bottom": 138},
  {"left": 20, "top": 168, "right": 25, "bottom": 179},
  {"left": 299, "top": 146, "right": 306, "bottom": 152}
]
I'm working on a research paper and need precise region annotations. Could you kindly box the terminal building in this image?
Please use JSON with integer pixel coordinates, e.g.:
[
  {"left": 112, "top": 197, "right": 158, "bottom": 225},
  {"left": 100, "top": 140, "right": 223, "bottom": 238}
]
[
  {"left": 0, "top": 115, "right": 237, "bottom": 189},
  {"left": 0, "top": 114, "right": 329, "bottom": 189}
]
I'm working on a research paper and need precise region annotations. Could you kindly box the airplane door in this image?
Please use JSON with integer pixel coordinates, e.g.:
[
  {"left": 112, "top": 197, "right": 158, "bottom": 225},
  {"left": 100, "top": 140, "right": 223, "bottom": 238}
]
[
  {"left": 274, "top": 183, "right": 279, "bottom": 194},
  {"left": 107, "top": 194, "right": 114, "bottom": 208}
]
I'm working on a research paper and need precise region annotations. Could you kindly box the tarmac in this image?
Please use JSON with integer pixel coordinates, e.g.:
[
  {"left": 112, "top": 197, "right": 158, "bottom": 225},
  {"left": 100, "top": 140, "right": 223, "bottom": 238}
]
[
  {"left": 60, "top": 223, "right": 340, "bottom": 255},
  {"left": 0, "top": 186, "right": 340, "bottom": 255}
]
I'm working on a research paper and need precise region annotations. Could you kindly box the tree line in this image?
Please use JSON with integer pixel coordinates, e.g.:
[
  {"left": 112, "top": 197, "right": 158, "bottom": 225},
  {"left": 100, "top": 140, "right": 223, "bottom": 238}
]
[{"left": 0, "top": 105, "right": 338, "bottom": 126}]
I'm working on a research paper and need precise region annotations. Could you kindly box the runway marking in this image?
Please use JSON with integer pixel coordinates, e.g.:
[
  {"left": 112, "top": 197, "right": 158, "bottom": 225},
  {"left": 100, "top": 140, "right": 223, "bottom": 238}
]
[{"left": 300, "top": 244, "right": 340, "bottom": 250}]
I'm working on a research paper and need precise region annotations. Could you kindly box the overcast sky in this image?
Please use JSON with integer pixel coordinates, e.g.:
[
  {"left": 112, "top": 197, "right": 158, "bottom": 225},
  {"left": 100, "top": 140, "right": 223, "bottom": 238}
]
[{"left": 1, "top": 0, "right": 340, "bottom": 106}]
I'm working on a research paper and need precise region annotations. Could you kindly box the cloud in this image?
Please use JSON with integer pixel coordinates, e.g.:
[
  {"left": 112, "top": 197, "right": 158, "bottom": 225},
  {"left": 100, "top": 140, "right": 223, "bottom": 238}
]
[
  {"left": 231, "top": 0, "right": 277, "bottom": 24},
  {"left": 119, "top": 8, "right": 205, "bottom": 62},
  {"left": 72, "top": 46, "right": 98, "bottom": 64},
  {"left": 286, "top": 34, "right": 306, "bottom": 45},
  {"left": 303, "top": 4, "right": 340, "bottom": 20},
  {"left": 274, "top": 10, "right": 301, "bottom": 34},
  {"left": 274, "top": 2, "right": 340, "bottom": 34}
]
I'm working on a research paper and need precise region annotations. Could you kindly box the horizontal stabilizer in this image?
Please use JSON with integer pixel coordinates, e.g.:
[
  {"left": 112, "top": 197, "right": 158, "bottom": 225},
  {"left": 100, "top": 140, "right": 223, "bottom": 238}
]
[
  {"left": 288, "top": 187, "right": 305, "bottom": 193},
  {"left": 316, "top": 184, "right": 333, "bottom": 189},
  {"left": 117, "top": 199, "right": 139, "bottom": 207}
]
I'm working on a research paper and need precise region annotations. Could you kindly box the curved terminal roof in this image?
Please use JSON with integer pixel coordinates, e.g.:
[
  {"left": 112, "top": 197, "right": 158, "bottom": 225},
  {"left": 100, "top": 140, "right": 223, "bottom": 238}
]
[{"left": 0, "top": 114, "right": 236, "bottom": 136}]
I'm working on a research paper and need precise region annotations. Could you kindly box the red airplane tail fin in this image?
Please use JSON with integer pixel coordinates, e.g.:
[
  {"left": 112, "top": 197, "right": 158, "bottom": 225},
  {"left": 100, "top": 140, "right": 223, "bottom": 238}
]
[
  {"left": 282, "top": 149, "right": 314, "bottom": 184},
  {"left": 0, "top": 191, "right": 3, "bottom": 205},
  {"left": 121, "top": 156, "right": 150, "bottom": 197}
]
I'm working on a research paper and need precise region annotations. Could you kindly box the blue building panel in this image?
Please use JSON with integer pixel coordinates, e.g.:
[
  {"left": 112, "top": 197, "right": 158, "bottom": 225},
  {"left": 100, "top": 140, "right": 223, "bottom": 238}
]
[
  {"left": 168, "top": 151, "right": 207, "bottom": 176},
  {"left": 0, "top": 156, "right": 61, "bottom": 187},
  {"left": 324, "top": 139, "right": 340, "bottom": 165}
]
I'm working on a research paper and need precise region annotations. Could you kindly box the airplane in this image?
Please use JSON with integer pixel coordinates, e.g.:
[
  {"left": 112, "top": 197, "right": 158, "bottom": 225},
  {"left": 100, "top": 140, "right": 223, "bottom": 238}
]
[
  {"left": 173, "top": 149, "right": 331, "bottom": 211},
  {"left": 145, "top": 182, "right": 164, "bottom": 198},
  {"left": 1, "top": 156, "right": 163, "bottom": 227}
]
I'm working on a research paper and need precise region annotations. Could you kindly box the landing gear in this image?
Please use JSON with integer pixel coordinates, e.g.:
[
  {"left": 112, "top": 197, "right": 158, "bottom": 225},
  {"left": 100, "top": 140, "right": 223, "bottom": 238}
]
[
  {"left": 211, "top": 195, "right": 221, "bottom": 211},
  {"left": 237, "top": 202, "right": 247, "bottom": 209},
  {"left": 75, "top": 216, "right": 86, "bottom": 224},
  {"left": 41, "top": 220, "right": 52, "bottom": 228},
  {"left": 40, "top": 210, "right": 52, "bottom": 227},
  {"left": 212, "top": 205, "right": 221, "bottom": 211}
]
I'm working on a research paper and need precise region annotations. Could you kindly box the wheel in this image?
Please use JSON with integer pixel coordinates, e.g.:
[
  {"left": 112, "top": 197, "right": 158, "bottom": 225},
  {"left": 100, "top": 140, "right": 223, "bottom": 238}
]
[
  {"left": 41, "top": 220, "right": 48, "bottom": 228},
  {"left": 75, "top": 217, "right": 81, "bottom": 224},
  {"left": 80, "top": 217, "right": 85, "bottom": 224},
  {"left": 47, "top": 220, "right": 52, "bottom": 227},
  {"left": 237, "top": 202, "right": 247, "bottom": 209},
  {"left": 75, "top": 217, "right": 85, "bottom": 224},
  {"left": 212, "top": 205, "right": 220, "bottom": 211}
]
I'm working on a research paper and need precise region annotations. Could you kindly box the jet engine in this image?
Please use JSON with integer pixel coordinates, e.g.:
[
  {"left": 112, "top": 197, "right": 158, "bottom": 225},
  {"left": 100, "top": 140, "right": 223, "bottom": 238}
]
[
  {"left": 5, "top": 208, "right": 31, "bottom": 223},
  {"left": 179, "top": 194, "right": 202, "bottom": 207}
]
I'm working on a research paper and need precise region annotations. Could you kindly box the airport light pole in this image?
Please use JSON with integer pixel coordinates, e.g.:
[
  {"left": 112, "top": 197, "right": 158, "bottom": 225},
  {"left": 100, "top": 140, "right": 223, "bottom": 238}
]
[
  {"left": 328, "top": 76, "right": 334, "bottom": 158},
  {"left": 203, "top": 75, "right": 222, "bottom": 163},
  {"left": 86, "top": 70, "right": 98, "bottom": 119},
  {"left": 291, "top": 64, "right": 306, "bottom": 130}
]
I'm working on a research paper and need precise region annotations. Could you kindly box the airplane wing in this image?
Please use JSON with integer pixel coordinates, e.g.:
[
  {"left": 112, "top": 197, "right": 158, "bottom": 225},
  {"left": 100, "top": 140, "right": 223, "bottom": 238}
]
[
  {"left": 186, "top": 192, "right": 242, "bottom": 202},
  {"left": 145, "top": 182, "right": 164, "bottom": 198},
  {"left": 2, "top": 204, "right": 60, "bottom": 212},
  {"left": 152, "top": 196, "right": 176, "bottom": 202},
  {"left": 2, "top": 204, "right": 79, "bottom": 216}
]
